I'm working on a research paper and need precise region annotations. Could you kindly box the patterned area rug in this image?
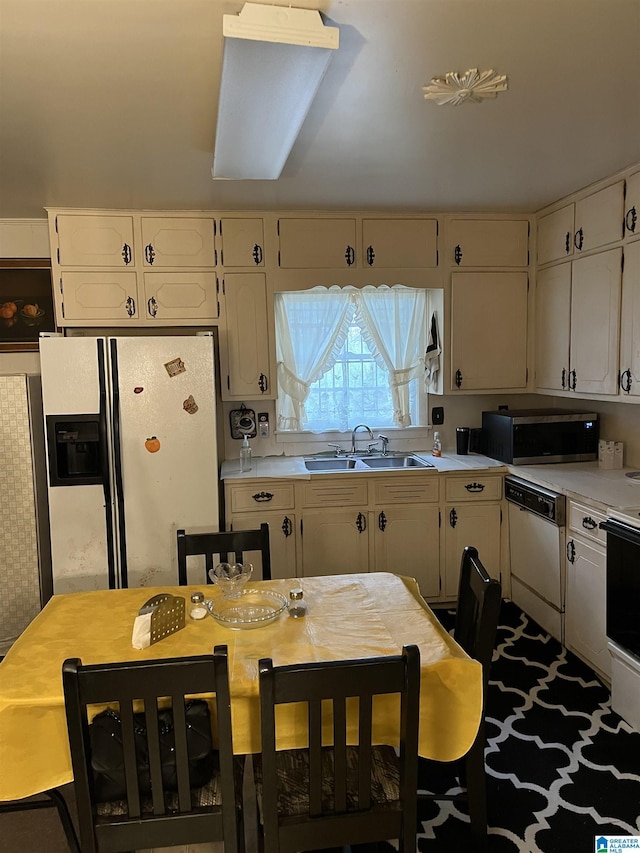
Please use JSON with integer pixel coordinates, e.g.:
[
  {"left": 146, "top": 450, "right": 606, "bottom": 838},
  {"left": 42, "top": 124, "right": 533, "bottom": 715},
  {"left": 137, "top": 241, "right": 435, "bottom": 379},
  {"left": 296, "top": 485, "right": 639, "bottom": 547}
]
[{"left": 412, "top": 600, "right": 640, "bottom": 852}]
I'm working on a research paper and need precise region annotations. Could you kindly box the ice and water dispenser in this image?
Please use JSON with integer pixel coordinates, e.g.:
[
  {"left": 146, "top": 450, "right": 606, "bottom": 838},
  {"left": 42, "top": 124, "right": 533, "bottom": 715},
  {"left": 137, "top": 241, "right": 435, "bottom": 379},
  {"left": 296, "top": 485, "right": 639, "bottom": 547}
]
[{"left": 46, "top": 415, "right": 103, "bottom": 486}]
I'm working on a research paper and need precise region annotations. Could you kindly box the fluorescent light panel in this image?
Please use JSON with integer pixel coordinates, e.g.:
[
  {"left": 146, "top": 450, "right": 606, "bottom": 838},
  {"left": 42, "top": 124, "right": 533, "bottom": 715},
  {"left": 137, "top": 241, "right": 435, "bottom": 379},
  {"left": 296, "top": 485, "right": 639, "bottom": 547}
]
[{"left": 212, "top": 3, "right": 339, "bottom": 181}]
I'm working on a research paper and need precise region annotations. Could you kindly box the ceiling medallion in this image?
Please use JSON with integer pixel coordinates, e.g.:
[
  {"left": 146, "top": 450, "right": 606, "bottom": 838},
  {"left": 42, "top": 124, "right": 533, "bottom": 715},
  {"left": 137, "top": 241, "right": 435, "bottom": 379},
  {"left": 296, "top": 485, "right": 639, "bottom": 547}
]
[{"left": 422, "top": 68, "right": 508, "bottom": 106}]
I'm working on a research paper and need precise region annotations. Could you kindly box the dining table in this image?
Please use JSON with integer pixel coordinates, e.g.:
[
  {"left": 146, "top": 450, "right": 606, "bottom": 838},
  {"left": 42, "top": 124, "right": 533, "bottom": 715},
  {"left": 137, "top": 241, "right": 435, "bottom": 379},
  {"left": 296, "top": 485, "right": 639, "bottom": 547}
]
[{"left": 0, "top": 571, "right": 482, "bottom": 802}]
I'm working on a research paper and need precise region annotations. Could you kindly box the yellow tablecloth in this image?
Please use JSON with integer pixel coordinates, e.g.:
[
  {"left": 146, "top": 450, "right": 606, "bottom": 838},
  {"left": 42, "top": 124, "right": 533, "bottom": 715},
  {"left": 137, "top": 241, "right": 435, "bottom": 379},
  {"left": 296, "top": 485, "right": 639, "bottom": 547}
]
[{"left": 0, "top": 572, "right": 482, "bottom": 801}]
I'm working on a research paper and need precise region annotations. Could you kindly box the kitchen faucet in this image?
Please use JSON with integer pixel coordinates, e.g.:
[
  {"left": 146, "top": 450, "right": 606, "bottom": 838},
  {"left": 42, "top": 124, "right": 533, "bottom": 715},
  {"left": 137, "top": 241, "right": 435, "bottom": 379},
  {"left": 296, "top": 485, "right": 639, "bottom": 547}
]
[{"left": 351, "top": 423, "right": 375, "bottom": 455}]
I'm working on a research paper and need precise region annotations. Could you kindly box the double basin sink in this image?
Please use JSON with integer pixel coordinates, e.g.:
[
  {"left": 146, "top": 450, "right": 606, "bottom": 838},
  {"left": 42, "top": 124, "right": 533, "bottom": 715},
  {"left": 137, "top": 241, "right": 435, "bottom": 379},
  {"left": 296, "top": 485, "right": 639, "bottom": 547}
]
[{"left": 304, "top": 454, "right": 433, "bottom": 472}]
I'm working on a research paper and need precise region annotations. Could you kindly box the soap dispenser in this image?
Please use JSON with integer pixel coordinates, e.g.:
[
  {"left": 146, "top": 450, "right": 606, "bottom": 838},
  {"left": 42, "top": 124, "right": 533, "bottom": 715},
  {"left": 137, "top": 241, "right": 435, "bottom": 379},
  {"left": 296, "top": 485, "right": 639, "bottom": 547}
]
[
  {"left": 432, "top": 431, "right": 442, "bottom": 458},
  {"left": 240, "top": 434, "right": 252, "bottom": 472}
]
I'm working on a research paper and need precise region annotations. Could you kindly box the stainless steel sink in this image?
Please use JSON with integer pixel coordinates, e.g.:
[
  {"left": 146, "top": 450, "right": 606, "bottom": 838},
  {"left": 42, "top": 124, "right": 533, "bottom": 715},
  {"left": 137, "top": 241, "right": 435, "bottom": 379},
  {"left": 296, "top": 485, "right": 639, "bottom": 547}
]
[
  {"left": 304, "top": 458, "right": 358, "bottom": 471},
  {"left": 362, "top": 455, "right": 433, "bottom": 469}
]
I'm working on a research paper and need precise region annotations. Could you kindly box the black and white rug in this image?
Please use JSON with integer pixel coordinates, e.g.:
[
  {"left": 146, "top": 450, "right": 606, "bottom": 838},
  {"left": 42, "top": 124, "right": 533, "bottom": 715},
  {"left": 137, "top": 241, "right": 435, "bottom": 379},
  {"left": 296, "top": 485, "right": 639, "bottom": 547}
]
[{"left": 412, "top": 600, "right": 640, "bottom": 852}]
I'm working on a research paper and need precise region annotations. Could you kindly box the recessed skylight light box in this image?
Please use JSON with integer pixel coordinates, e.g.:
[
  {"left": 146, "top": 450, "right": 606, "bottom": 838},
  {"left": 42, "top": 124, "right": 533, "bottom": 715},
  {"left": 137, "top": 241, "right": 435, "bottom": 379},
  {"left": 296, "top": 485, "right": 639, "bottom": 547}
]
[{"left": 212, "top": 3, "right": 339, "bottom": 181}]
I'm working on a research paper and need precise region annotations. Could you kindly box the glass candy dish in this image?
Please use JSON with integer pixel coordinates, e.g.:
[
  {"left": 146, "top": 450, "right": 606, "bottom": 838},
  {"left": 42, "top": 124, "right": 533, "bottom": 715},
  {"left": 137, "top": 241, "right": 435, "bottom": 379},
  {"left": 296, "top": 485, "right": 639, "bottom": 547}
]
[
  {"left": 205, "top": 589, "right": 288, "bottom": 629},
  {"left": 208, "top": 562, "right": 253, "bottom": 598}
]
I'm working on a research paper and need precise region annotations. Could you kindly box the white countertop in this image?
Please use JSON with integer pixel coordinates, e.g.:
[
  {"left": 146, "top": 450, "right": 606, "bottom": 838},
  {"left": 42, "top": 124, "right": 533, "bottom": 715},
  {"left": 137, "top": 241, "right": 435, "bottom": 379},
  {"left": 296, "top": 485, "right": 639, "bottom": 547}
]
[
  {"left": 506, "top": 462, "right": 640, "bottom": 510},
  {"left": 220, "top": 452, "right": 506, "bottom": 481}
]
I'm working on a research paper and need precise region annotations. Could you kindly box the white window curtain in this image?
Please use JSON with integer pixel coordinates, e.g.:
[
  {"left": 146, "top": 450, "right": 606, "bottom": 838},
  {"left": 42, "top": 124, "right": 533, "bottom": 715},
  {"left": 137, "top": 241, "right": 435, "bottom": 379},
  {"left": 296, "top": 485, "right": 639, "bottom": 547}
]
[
  {"left": 275, "top": 285, "right": 427, "bottom": 431},
  {"left": 275, "top": 287, "right": 355, "bottom": 430},
  {"left": 357, "top": 285, "right": 427, "bottom": 427}
]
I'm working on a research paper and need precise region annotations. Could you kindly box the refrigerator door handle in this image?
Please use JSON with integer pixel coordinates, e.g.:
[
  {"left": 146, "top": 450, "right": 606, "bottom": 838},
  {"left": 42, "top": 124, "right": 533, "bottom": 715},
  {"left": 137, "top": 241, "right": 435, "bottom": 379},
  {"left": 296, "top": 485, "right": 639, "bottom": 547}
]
[
  {"left": 110, "top": 338, "right": 129, "bottom": 588},
  {"left": 97, "top": 339, "right": 117, "bottom": 589}
]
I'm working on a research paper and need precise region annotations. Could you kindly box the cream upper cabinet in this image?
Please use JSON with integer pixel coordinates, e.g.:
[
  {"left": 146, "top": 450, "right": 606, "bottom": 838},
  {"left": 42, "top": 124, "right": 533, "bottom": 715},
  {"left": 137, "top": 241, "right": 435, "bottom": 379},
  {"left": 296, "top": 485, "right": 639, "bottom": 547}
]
[
  {"left": 619, "top": 241, "right": 640, "bottom": 396},
  {"left": 361, "top": 218, "right": 438, "bottom": 268},
  {"left": 220, "top": 272, "right": 272, "bottom": 400},
  {"left": 448, "top": 219, "right": 529, "bottom": 267},
  {"left": 57, "top": 271, "right": 139, "bottom": 321},
  {"left": 569, "top": 249, "right": 621, "bottom": 395},
  {"left": 574, "top": 182, "right": 624, "bottom": 253},
  {"left": 451, "top": 272, "right": 528, "bottom": 391},
  {"left": 142, "top": 272, "right": 219, "bottom": 321},
  {"left": 625, "top": 171, "right": 640, "bottom": 240},
  {"left": 535, "top": 263, "right": 571, "bottom": 392},
  {"left": 537, "top": 181, "right": 625, "bottom": 266},
  {"left": 140, "top": 217, "right": 215, "bottom": 267},
  {"left": 537, "top": 205, "right": 575, "bottom": 265},
  {"left": 218, "top": 218, "right": 265, "bottom": 267},
  {"left": 277, "top": 218, "right": 357, "bottom": 268},
  {"left": 55, "top": 214, "right": 135, "bottom": 267}
]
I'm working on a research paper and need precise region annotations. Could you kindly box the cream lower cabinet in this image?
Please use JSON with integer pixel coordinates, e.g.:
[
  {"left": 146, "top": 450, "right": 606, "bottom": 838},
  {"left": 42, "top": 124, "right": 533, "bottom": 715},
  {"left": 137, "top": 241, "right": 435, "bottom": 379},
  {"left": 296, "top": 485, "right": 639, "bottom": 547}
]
[
  {"left": 442, "top": 474, "right": 503, "bottom": 597},
  {"left": 298, "top": 479, "right": 370, "bottom": 577},
  {"left": 564, "top": 500, "right": 610, "bottom": 679},
  {"left": 224, "top": 480, "right": 296, "bottom": 581},
  {"left": 371, "top": 478, "right": 440, "bottom": 597},
  {"left": 619, "top": 241, "right": 640, "bottom": 396}
]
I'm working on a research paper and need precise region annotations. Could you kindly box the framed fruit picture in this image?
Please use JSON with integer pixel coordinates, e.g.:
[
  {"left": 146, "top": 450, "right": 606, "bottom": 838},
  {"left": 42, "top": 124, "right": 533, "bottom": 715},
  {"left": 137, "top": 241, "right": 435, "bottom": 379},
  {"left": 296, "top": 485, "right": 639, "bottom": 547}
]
[{"left": 0, "top": 259, "right": 57, "bottom": 351}]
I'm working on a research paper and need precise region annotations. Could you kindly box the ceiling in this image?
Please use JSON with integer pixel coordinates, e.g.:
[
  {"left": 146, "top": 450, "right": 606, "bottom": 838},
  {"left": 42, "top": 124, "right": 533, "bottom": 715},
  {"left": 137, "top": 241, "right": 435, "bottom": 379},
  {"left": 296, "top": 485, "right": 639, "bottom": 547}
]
[{"left": 1, "top": 0, "right": 639, "bottom": 219}]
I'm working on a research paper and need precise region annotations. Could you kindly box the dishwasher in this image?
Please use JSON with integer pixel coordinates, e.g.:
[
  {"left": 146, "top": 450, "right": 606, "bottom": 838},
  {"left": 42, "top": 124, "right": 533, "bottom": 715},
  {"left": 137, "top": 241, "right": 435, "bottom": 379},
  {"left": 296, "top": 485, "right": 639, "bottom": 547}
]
[{"left": 505, "top": 475, "right": 566, "bottom": 642}]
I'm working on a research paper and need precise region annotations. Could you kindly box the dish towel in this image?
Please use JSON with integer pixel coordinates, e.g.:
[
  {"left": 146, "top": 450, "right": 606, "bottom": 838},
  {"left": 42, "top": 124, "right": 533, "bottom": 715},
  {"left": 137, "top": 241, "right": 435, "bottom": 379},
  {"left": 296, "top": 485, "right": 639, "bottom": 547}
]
[{"left": 424, "top": 312, "right": 441, "bottom": 391}]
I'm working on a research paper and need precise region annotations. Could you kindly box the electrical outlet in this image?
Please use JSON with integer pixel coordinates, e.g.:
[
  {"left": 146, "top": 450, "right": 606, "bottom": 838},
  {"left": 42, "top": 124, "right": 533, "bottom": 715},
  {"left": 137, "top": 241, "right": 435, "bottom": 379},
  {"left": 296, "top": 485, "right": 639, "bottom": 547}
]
[
  {"left": 431, "top": 406, "right": 444, "bottom": 425},
  {"left": 258, "top": 412, "right": 269, "bottom": 437}
]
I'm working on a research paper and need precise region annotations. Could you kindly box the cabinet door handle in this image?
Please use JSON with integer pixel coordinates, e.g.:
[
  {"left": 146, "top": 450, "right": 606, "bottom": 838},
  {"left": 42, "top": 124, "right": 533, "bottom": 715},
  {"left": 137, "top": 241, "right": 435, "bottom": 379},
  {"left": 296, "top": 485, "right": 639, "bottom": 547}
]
[
  {"left": 465, "top": 482, "right": 485, "bottom": 493},
  {"left": 454, "top": 245, "right": 463, "bottom": 265},
  {"left": 561, "top": 367, "right": 567, "bottom": 389},
  {"left": 626, "top": 206, "right": 637, "bottom": 234},
  {"left": 620, "top": 369, "right": 632, "bottom": 393},
  {"left": 566, "top": 539, "right": 575, "bottom": 563},
  {"left": 582, "top": 516, "right": 597, "bottom": 530},
  {"left": 570, "top": 369, "right": 577, "bottom": 391},
  {"left": 574, "top": 228, "right": 584, "bottom": 251},
  {"left": 125, "top": 296, "right": 136, "bottom": 317},
  {"left": 282, "top": 516, "right": 292, "bottom": 537},
  {"left": 356, "top": 512, "right": 366, "bottom": 533},
  {"left": 252, "top": 491, "right": 273, "bottom": 502},
  {"left": 345, "top": 245, "right": 355, "bottom": 266},
  {"left": 252, "top": 244, "right": 263, "bottom": 265},
  {"left": 449, "top": 508, "right": 457, "bottom": 528},
  {"left": 366, "top": 245, "right": 375, "bottom": 266},
  {"left": 258, "top": 373, "right": 268, "bottom": 394},
  {"left": 122, "top": 243, "right": 132, "bottom": 265},
  {"left": 455, "top": 369, "right": 463, "bottom": 389},
  {"left": 145, "top": 243, "right": 156, "bottom": 265},
  {"left": 378, "top": 511, "right": 387, "bottom": 532},
  {"left": 147, "top": 296, "right": 158, "bottom": 318},
  {"left": 565, "top": 231, "right": 571, "bottom": 254}
]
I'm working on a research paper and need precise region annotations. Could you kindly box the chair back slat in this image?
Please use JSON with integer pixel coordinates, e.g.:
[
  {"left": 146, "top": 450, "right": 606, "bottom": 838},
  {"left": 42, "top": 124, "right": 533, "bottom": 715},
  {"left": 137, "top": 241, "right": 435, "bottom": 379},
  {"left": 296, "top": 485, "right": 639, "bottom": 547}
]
[
  {"left": 333, "top": 696, "right": 348, "bottom": 812},
  {"left": 308, "top": 698, "right": 323, "bottom": 816},
  {"left": 119, "top": 701, "right": 142, "bottom": 818},
  {"left": 177, "top": 525, "right": 271, "bottom": 584},
  {"left": 358, "top": 695, "right": 373, "bottom": 811}
]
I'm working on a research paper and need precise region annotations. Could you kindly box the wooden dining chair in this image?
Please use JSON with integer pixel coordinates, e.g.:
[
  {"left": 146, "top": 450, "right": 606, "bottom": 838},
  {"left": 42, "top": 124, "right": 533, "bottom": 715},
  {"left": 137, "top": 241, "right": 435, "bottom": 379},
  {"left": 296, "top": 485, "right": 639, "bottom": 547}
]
[
  {"left": 419, "top": 545, "right": 502, "bottom": 853},
  {"left": 253, "top": 645, "right": 421, "bottom": 853},
  {"left": 176, "top": 524, "right": 271, "bottom": 584},
  {"left": 62, "top": 645, "right": 243, "bottom": 853}
]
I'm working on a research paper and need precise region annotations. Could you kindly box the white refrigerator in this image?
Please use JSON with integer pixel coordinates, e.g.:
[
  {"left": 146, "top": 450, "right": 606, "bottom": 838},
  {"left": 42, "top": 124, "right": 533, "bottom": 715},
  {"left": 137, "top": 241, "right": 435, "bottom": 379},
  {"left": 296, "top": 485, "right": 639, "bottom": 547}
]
[{"left": 40, "top": 333, "right": 219, "bottom": 592}]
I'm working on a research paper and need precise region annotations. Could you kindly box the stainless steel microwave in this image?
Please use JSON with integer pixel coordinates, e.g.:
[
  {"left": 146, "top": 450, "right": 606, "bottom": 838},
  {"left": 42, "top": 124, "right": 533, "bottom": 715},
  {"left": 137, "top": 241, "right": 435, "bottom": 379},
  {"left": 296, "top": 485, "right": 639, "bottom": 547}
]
[{"left": 481, "top": 409, "right": 599, "bottom": 464}]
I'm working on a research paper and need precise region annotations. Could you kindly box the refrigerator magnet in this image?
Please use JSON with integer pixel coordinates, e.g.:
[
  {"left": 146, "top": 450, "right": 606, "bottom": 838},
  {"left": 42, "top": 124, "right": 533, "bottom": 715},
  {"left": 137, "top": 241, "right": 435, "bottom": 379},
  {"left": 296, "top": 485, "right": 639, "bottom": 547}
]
[
  {"left": 164, "top": 357, "right": 186, "bottom": 378},
  {"left": 134, "top": 387, "right": 144, "bottom": 394},
  {"left": 183, "top": 395, "right": 198, "bottom": 414},
  {"left": 145, "top": 436, "right": 161, "bottom": 453}
]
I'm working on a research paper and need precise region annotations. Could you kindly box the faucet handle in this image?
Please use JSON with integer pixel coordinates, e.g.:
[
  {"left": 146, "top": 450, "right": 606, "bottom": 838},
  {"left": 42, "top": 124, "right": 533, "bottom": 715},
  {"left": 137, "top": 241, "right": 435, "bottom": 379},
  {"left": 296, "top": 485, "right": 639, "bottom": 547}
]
[
  {"left": 327, "top": 443, "right": 344, "bottom": 457},
  {"left": 367, "top": 442, "right": 379, "bottom": 454}
]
